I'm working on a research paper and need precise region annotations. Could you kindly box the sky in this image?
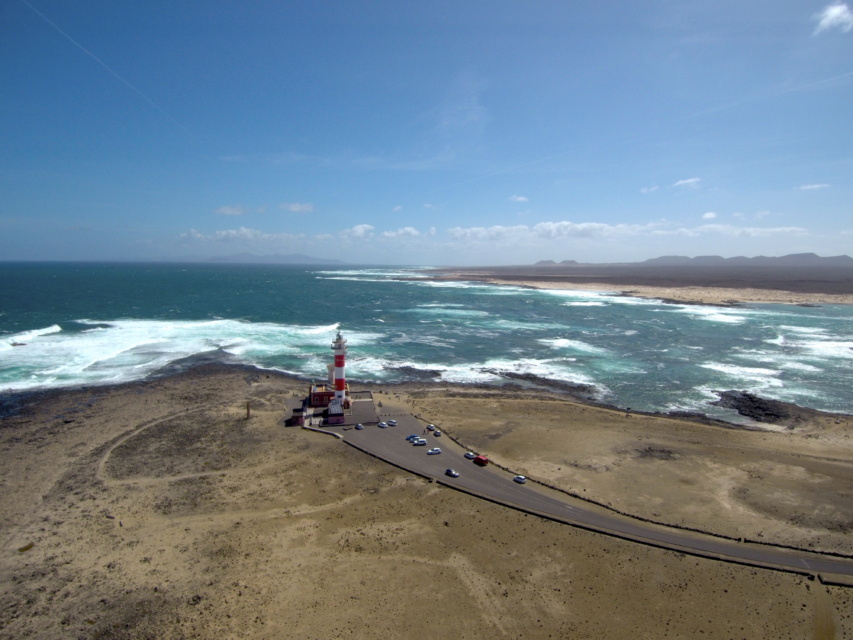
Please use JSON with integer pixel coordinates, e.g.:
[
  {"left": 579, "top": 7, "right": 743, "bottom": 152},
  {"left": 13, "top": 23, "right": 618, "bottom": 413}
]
[{"left": 2, "top": 0, "right": 852, "bottom": 265}]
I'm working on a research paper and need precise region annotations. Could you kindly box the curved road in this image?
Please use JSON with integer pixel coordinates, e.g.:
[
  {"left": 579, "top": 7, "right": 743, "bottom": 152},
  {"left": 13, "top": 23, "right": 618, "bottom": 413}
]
[{"left": 334, "top": 411, "right": 853, "bottom": 584}]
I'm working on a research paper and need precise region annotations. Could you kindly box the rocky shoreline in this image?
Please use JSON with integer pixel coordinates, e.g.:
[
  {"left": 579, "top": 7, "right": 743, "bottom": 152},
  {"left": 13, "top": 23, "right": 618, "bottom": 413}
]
[{"left": 2, "top": 364, "right": 852, "bottom": 638}]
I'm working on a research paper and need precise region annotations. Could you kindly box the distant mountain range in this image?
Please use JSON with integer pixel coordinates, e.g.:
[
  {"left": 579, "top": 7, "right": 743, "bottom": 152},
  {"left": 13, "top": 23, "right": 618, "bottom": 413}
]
[
  {"left": 535, "top": 253, "right": 853, "bottom": 267},
  {"left": 208, "top": 253, "right": 347, "bottom": 265}
]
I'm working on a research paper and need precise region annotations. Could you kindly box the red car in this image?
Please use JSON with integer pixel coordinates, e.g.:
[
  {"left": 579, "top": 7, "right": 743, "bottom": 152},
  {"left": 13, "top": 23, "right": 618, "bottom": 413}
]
[{"left": 473, "top": 455, "right": 489, "bottom": 467}]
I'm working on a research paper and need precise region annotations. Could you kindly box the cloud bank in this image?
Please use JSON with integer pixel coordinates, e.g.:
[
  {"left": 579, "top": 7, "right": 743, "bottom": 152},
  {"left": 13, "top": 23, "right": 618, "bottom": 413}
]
[{"left": 814, "top": 3, "right": 853, "bottom": 34}]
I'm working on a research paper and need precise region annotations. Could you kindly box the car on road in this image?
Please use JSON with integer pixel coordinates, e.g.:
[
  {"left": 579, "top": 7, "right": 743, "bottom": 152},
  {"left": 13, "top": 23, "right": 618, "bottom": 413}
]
[
  {"left": 427, "top": 447, "right": 441, "bottom": 455},
  {"left": 445, "top": 469, "right": 460, "bottom": 478},
  {"left": 433, "top": 430, "right": 442, "bottom": 437},
  {"left": 513, "top": 475, "right": 527, "bottom": 484},
  {"left": 426, "top": 424, "right": 436, "bottom": 431},
  {"left": 464, "top": 451, "right": 476, "bottom": 460},
  {"left": 413, "top": 439, "right": 427, "bottom": 446},
  {"left": 355, "top": 423, "right": 364, "bottom": 430},
  {"left": 387, "top": 419, "right": 397, "bottom": 426},
  {"left": 406, "top": 435, "right": 419, "bottom": 442},
  {"left": 473, "top": 455, "right": 489, "bottom": 466},
  {"left": 378, "top": 422, "right": 388, "bottom": 428}
]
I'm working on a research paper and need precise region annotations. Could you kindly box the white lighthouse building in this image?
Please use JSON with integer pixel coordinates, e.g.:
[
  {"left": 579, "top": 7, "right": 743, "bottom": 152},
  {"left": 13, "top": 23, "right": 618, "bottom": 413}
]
[{"left": 331, "top": 331, "right": 347, "bottom": 402}]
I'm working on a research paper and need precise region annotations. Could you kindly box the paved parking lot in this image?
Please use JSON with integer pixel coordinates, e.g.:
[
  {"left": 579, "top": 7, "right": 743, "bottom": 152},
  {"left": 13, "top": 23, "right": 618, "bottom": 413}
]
[{"left": 317, "top": 407, "right": 853, "bottom": 581}]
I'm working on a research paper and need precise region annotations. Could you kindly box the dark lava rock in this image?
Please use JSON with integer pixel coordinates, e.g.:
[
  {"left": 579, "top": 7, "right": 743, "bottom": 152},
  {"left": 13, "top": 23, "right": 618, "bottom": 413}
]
[
  {"left": 712, "top": 390, "right": 792, "bottom": 423},
  {"left": 482, "top": 370, "right": 598, "bottom": 399}
]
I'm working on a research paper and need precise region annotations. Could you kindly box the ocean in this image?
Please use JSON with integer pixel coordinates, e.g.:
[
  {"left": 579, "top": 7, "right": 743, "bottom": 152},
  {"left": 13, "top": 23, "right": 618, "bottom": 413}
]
[{"left": 1, "top": 262, "right": 851, "bottom": 422}]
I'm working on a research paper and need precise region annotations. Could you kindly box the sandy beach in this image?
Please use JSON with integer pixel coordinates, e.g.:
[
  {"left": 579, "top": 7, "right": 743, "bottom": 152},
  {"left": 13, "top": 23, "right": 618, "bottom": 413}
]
[
  {"left": 2, "top": 364, "right": 851, "bottom": 639},
  {"left": 469, "top": 279, "right": 853, "bottom": 306},
  {"left": 425, "top": 263, "right": 853, "bottom": 305}
]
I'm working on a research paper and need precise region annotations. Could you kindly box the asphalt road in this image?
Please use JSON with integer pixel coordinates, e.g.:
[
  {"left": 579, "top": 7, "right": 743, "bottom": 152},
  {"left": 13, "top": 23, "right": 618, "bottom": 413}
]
[{"left": 336, "top": 410, "right": 853, "bottom": 581}]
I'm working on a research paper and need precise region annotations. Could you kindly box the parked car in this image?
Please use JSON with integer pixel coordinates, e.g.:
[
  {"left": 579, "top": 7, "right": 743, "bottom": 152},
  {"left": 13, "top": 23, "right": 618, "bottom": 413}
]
[
  {"left": 413, "top": 439, "right": 427, "bottom": 446},
  {"left": 473, "top": 455, "right": 489, "bottom": 466},
  {"left": 387, "top": 419, "right": 397, "bottom": 426},
  {"left": 433, "top": 430, "right": 442, "bottom": 437},
  {"left": 406, "top": 434, "right": 419, "bottom": 442},
  {"left": 464, "top": 451, "right": 476, "bottom": 460},
  {"left": 513, "top": 475, "right": 527, "bottom": 484},
  {"left": 426, "top": 424, "right": 436, "bottom": 431},
  {"left": 378, "top": 422, "right": 388, "bottom": 428},
  {"left": 355, "top": 423, "right": 364, "bottom": 430},
  {"left": 427, "top": 447, "right": 442, "bottom": 455},
  {"left": 445, "top": 469, "right": 460, "bottom": 478}
]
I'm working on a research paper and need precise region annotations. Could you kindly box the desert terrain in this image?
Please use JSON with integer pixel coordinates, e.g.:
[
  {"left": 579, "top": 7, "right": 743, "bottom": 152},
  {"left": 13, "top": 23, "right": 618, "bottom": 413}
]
[
  {"left": 1, "top": 365, "right": 851, "bottom": 639},
  {"left": 428, "top": 262, "right": 853, "bottom": 305}
]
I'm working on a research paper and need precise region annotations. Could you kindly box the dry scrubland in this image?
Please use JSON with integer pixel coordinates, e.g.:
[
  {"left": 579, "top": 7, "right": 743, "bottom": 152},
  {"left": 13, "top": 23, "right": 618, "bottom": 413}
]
[{"left": 1, "top": 365, "right": 851, "bottom": 639}]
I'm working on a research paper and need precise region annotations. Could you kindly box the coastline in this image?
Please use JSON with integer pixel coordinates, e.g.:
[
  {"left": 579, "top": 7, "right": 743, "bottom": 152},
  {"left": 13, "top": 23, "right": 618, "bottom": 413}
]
[
  {"left": 427, "top": 274, "right": 853, "bottom": 306},
  {"left": 1, "top": 363, "right": 852, "bottom": 637}
]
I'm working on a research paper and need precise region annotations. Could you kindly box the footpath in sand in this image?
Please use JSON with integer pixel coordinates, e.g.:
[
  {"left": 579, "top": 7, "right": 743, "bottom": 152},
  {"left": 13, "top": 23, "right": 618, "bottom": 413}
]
[{"left": 1, "top": 365, "right": 852, "bottom": 639}]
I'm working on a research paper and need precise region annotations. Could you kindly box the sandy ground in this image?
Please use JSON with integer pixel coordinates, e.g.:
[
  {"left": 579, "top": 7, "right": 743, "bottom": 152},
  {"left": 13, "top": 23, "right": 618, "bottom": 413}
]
[
  {"left": 1, "top": 365, "right": 852, "bottom": 639},
  {"left": 448, "top": 278, "right": 853, "bottom": 306}
]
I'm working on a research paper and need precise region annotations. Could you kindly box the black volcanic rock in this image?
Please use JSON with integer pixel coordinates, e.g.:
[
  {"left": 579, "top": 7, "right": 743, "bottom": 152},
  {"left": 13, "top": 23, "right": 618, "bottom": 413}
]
[{"left": 711, "top": 390, "right": 791, "bottom": 423}]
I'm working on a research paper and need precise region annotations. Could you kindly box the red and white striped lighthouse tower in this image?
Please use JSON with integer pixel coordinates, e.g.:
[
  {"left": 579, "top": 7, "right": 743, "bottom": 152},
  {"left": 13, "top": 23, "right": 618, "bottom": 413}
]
[{"left": 331, "top": 331, "right": 347, "bottom": 402}]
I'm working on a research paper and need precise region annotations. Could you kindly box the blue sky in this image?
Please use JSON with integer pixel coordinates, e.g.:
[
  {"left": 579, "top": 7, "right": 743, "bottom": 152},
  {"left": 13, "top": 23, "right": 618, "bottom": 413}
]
[{"left": 2, "top": 0, "right": 851, "bottom": 265}]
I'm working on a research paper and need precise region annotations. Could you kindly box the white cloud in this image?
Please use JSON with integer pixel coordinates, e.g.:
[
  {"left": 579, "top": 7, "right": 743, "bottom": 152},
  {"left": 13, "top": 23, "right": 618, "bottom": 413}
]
[
  {"left": 280, "top": 202, "right": 314, "bottom": 213},
  {"left": 702, "top": 212, "right": 717, "bottom": 220},
  {"left": 799, "top": 183, "right": 830, "bottom": 190},
  {"left": 381, "top": 226, "right": 421, "bottom": 238},
  {"left": 392, "top": 205, "right": 403, "bottom": 212},
  {"left": 447, "top": 225, "right": 529, "bottom": 242},
  {"left": 814, "top": 3, "right": 853, "bottom": 34},
  {"left": 534, "top": 220, "right": 666, "bottom": 239},
  {"left": 672, "top": 177, "right": 701, "bottom": 189},
  {"left": 640, "top": 186, "right": 659, "bottom": 194},
  {"left": 181, "top": 226, "right": 300, "bottom": 243},
  {"left": 692, "top": 224, "right": 807, "bottom": 238},
  {"left": 510, "top": 195, "right": 529, "bottom": 202},
  {"left": 341, "top": 224, "right": 374, "bottom": 239},
  {"left": 215, "top": 205, "right": 250, "bottom": 216}
]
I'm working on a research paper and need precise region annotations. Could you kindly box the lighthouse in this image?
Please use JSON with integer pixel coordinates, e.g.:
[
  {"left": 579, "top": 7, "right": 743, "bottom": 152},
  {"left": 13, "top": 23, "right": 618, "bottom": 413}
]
[{"left": 331, "top": 331, "right": 347, "bottom": 402}]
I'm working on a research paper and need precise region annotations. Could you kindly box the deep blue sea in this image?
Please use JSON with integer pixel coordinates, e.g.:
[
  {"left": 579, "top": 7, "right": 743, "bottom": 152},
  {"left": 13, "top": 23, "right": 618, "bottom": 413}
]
[{"left": 1, "top": 263, "right": 851, "bottom": 422}]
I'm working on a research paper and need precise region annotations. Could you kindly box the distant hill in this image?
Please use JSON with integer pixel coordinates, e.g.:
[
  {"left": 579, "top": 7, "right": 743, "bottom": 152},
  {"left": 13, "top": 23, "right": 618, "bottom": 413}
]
[
  {"left": 533, "top": 253, "right": 853, "bottom": 268},
  {"left": 208, "top": 253, "right": 347, "bottom": 265},
  {"left": 640, "top": 253, "right": 853, "bottom": 267},
  {"left": 535, "top": 259, "right": 580, "bottom": 266}
]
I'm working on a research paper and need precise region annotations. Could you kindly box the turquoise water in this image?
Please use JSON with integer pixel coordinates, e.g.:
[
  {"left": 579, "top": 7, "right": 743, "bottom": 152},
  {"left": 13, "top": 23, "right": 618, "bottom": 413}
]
[{"left": 1, "top": 262, "right": 851, "bottom": 421}]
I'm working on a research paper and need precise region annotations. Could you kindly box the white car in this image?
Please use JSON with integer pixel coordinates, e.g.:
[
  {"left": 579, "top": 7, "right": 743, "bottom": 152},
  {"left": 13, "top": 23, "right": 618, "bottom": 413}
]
[
  {"left": 513, "top": 475, "right": 527, "bottom": 484},
  {"left": 426, "top": 424, "right": 436, "bottom": 431},
  {"left": 355, "top": 424, "right": 364, "bottom": 430},
  {"left": 464, "top": 451, "right": 476, "bottom": 460},
  {"left": 427, "top": 447, "right": 441, "bottom": 455},
  {"left": 413, "top": 439, "right": 427, "bottom": 446},
  {"left": 387, "top": 419, "right": 397, "bottom": 426},
  {"left": 378, "top": 422, "right": 388, "bottom": 428},
  {"left": 445, "top": 469, "right": 460, "bottom": 478}
]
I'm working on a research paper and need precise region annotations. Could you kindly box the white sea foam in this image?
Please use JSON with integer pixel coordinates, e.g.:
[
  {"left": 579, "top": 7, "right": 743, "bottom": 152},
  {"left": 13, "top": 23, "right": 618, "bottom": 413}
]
[
  {"left": 0, "top": 319, "right": 384, "bottom": 392},
  {"left": 407, "top": 307, "right": 490, "bottom": 318},
  {"left": 778, "top": 325, "right": 829, "bottom": 335},
  {"left": 699, "top": 362, "right": 783, "bottom": 386},
  {"left": 2, "top": 324, "right": 62, "bottom": 349},
  {"left": 539, "top": 289, "right": 649, "bottom": 306},
  {"left": 538, "top": 338, "right": 609, "bottom": 355},
  {"left": 668, "top": 306, "right": 749, "bottom": 324}
]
